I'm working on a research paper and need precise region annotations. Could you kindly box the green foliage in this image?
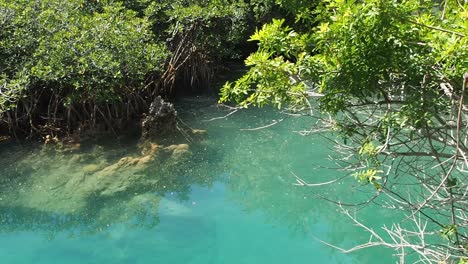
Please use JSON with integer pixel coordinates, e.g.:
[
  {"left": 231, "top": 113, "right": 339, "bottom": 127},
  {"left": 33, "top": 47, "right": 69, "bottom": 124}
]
[
  {"left": 221, "top": 0, "right": 467, "bottom": 113},
  {"left": 142, "top": 0, "right": 253, "bottom": 60},
  {"left": 0, "top": 0, "right": 167, "bottom": 111},
  {"left": 359, "top": 141, "right": 378, "bottom": 158},
  {"left": 353, "top": 168, "right": 382, "bottom": 185},
  {"left": 221, "top": 0, "right": 467, "bottom": 156},
  {"left": 0, "top": 0, "right": 284, "bottom": 135},
  {"left": 440, "top": 224, "right": 458, "bottom": 241},
  {"left": 220, "top": 18, "right": 311, "bottom": 109},
  {"left": 250, "top": 19, "right": 303, "bottom": 57},
  {"left": 220, "top": 0, "right": 467, "bottom": 260}
]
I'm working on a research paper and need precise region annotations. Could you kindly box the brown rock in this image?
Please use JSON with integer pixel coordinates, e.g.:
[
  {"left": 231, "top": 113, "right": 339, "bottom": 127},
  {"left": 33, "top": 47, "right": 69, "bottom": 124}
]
[{"left": 164, "top": 144, "right": 190, "bottom": 159}]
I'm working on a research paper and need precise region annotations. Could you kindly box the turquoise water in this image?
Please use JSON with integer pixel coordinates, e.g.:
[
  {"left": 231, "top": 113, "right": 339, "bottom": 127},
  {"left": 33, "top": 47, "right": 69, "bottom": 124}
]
[{"left": 0, "top": 97, "right": 396, "bottom": 263}]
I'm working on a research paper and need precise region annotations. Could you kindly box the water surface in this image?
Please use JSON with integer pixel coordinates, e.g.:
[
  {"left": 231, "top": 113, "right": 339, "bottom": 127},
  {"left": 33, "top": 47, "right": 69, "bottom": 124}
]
[{"left": 0, "top": 97, "right": 396, "bottom": 263}]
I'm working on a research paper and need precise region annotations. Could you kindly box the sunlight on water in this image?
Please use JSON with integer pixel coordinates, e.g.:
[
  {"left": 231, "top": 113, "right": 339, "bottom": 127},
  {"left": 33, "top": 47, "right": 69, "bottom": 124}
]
[{"left": 0, "top": 97, "right": 396, "bottom": 263}]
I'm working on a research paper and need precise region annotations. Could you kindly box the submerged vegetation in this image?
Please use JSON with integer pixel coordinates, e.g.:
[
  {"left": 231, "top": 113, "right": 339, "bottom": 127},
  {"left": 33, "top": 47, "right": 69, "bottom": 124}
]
[{"left": 0, "top": 0, "right": 467, "bottom": 262}]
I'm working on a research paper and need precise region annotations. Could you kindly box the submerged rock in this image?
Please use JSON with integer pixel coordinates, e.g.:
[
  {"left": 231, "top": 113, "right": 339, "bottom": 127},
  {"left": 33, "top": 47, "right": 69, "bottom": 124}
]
[
  {"left": 69, "top": 146, "right": 163, "bottom": 198},
  {"left": 164, "top": 144, "right": 190, "bottom": 159},
  {"left": 141, "top": 96, "right": 177, "bottom": 140},
  {"left": 4, "top": 140, "right": 196, "bottom": 215}
]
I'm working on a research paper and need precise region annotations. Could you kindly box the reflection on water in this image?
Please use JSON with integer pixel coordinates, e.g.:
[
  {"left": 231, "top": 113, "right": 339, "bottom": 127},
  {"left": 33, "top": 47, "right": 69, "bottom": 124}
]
[{"left": 0, "top": 97, "right": 395, "bottom": 263}]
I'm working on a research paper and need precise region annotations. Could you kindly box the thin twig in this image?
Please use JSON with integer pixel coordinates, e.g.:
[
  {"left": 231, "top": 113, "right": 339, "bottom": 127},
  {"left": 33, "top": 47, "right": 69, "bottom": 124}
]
[{"left": 240, "top": 118, "right": 285, "bottom": 131}]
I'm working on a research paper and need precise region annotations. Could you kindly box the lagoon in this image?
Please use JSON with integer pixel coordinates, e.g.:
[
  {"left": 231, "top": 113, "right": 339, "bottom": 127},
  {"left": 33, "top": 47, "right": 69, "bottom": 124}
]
[{"left": 0, "top": 97, "right": 395, "bottom": 263}]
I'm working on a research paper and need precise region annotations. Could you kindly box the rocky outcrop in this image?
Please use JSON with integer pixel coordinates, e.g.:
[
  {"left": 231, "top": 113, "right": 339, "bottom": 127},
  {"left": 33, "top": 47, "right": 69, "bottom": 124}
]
[{"left": 141, "top": 96, "right": 177, "bottom": 140}]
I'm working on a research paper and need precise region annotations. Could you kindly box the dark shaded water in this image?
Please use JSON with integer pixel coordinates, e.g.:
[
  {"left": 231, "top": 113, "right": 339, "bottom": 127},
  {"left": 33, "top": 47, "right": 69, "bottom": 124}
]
[{"left": 0, "top": 97, "right": 397, "bottom": 263}]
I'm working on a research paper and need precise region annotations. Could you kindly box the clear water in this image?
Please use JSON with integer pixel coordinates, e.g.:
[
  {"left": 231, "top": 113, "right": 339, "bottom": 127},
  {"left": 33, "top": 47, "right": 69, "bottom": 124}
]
[{"left": 0, "top": 97, "right": 397, "bottom": 263}]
